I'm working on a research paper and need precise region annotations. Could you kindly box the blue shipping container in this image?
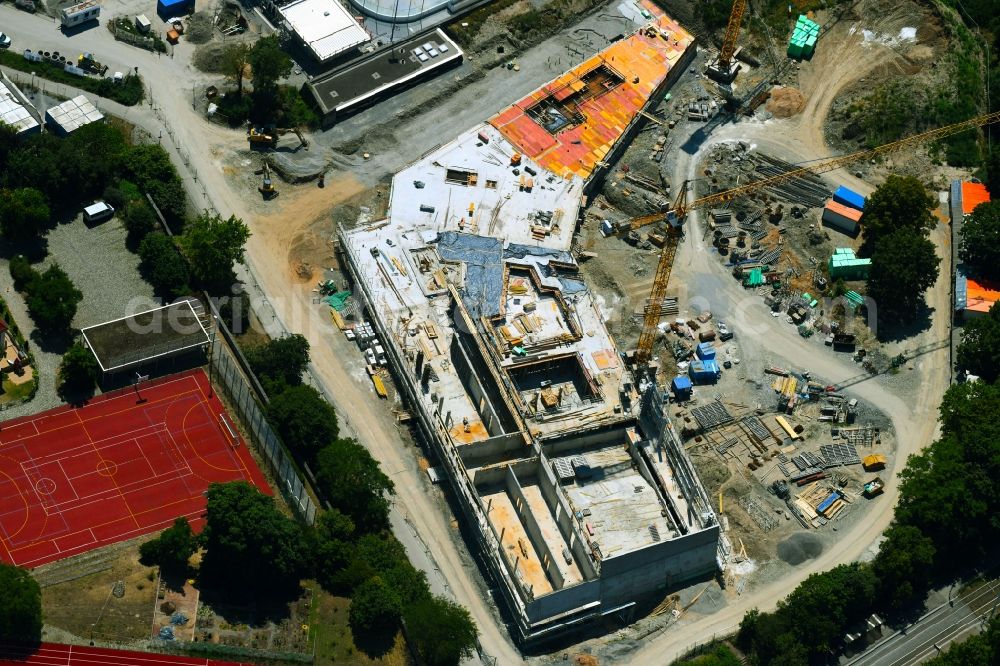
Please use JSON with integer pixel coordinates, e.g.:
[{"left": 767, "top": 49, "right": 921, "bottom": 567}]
[
  {"left": 689, "top": 359, "right": 721, "bottom": 384},
  {"left": 696, "top": 342, "right": 716, "bottom": 360},
  {"left": 833, "top": 185, "right": 865, "bottom": 211},
  {"left": 672, "top": 376, "right": 693, "bottom": 394}
]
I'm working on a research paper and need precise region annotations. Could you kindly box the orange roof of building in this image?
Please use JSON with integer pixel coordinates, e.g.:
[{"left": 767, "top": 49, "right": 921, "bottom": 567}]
[
  {"left": 966, "top": 276, "right": 1000, "bottom": 313},
  {"left": 488, "top": 3, "right": 693, "bottom": 181},
  {"left": 825, "top": 200, "right": 863, "bottom": 221},
  {"left": 961, "top": 181, "right": 990, "bottom": 215}
]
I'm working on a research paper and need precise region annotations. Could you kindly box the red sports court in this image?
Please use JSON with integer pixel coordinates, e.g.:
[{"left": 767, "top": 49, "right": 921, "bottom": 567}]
[
  {"left": 0, "top": 642, "right": 250, "bottom": 665},
  {"left": 0, "top": 370, "right": 269, "bottom": 568}
]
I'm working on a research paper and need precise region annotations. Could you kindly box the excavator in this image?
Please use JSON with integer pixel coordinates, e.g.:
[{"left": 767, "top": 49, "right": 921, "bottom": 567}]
[
  {"left": 247, "top": 126, "right": 309, "bottom": 151},
  {"left": 258, "top": 162, "right": 278, "bottom": 200},
  {"left": 624, "top": 109, "right": 1000, "bottom": 381}
]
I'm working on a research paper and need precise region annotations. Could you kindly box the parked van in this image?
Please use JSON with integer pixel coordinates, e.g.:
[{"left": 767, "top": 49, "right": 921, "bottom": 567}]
[{"left": 83, "top": 201, "right": 115, "bottom": 223}]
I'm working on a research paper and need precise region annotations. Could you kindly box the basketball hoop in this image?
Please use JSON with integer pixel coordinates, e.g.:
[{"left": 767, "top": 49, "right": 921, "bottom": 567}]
[{"left": 134, "top": 373, "right": 150, "bottom": 404}]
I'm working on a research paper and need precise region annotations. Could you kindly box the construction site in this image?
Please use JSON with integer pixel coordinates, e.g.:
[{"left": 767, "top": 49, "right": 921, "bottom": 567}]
[{"left": 337, "top": 6, "right": 731, "bottom": 642}]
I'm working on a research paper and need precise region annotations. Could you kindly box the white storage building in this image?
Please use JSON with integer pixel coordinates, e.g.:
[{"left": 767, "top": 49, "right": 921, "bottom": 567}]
[
  {"left": 279, "top": 0, "right": 370, "bottom": 63},
  {"left": 0, "top": 79, "right": 41, "bottom": 136},
  {"left": 45, "top": 95, "right": 104, "bottom": 136}
]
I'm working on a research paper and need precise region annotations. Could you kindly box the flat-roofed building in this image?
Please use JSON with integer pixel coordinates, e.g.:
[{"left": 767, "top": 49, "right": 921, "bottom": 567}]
[{"left": 279, "top": 0, "right": 370, "bottom": 63}]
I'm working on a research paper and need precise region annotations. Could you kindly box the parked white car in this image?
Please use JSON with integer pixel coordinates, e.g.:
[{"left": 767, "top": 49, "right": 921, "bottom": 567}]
[{"left": 0, "top": 33, "right": 12, "bottom": 49}]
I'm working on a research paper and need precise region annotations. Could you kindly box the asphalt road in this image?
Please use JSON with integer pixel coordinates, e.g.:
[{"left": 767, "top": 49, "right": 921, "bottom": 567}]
[{"left": 848, "top": 579, "right": 1000, "bottom": 666}]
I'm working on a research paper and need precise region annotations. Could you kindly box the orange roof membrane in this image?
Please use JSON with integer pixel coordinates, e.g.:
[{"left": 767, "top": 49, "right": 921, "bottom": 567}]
[
  {"left": 825, "top": 200, "right": 863, "bottom": 221},
  {"left": 488, "top": 3, "right": 693, "bottom": 181},
  {"left": 961, "top": 181, "right": 990, "bottom": 215},
  {"left": 966, "top": 276, "right": 1000, "bottom": 313}
]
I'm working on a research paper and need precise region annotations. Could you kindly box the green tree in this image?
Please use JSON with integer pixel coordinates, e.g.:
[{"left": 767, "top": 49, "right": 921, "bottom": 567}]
[
  {"left": 249, "top": 36, "right": 292, "bottom": 92},
  {"left": 404, "top": 595, "right": 478, "bottom": 666},
  {"left": 222, "top": 42, "right": 252, "bottom": 97},
  {"left": 139, "top": 517, "right": 198, "bottom": 572},
  {"left": 959, "top": 200, "right": 1000, "bottom": 280},
  {"left": 0, "top": 188, "right": 50, "bottom": 242},
  {"left": 956, "top": 302, "right": 1000, "bottom": 382},
  {"left": 871, "top": 525, "right": 936, "bottom": 615},
  {"left": 25, "top": 264, "right": 82, "bottom": 333},
  {"left": 860, "top": 175, "right": 936, "bottom": 256},
  {"left": 200, "top": 481, "right": 307, "bottom": 596},
  {"left": 924, "top": 618, "right": 1000, "bottom": 665},
  {"left": 309, "top": 509, "right": 356, "bottom": 592},
  {"left": 349, "top": 576, "right": 402, "bottom": 637},
  {"left": 867, "top": 230, "right": 940, "bottom": 326},
  {"left": 178, "top": 211, "right": 250, "bottom": 291},
  {"left": 57, "top": 342, "right": 99, "bottom": 403},
  {"left": 248, "top": 36, "right": 292, "bottom": 123},
  {"left": 123, "top": 201, "right": 158, "bottom": 246},
  {"left": 0, "top": 562, "right": 42, "bottom": 643},
  {"left": 138, "top": 232, "right": 190, "bottom": 298},
  {"left": 9, "top": 255, "right": 38, "bottom": 292},
  {"left": 267, "top": 385, "right": 339, "bottom": 460},
  {"left": 245, "top": 334, "right": 310, "bottom": 390},
  {"left": 315, "top": 438, "right": 394, "bottom": 531},
  {"left": 122, "top": 144, "right": 187, "bottom": 227}
]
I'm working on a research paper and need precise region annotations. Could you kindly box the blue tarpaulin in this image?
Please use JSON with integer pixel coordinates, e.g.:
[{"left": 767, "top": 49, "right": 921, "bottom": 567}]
[{"left": 158, "top": 0, "right": 194, "bottom": 16}]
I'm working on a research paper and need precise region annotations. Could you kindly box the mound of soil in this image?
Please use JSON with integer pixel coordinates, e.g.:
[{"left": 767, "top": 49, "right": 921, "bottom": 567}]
[
  {"left": 776, "top": 532, "right": 823, "bottom": 565},
  {"left": 766, "top": 86, "right": 806, "bottom": 118}
]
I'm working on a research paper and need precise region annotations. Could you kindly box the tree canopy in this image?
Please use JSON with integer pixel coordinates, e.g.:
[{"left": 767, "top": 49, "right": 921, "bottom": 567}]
[
  {"left": 348, "top": 576, "right": 403, "bottom": 637},
  {"left": 403, "top": 595, "right": 479, "bottom": 666},
  {"left": 315, "top": 438, "right": 394, "bottom": 531},
  {"left": 139, "top": 517, "right": 198, "bottom": 573},
  {"left": 870, "top": 525, "right": 936, "bottom": 614},
  {"left": 860, "top": 175, "right": 936, "bottom": 256},
  {"left": 222, "top": 42, "right": 252, "bottom": 97},
  {"left": 178, "top": 211, "right": 250, "bottom": 291},
  {"left": 138, "top": 232, "right": 190, "bottom": 299},
  {"left": 0, "top": 188, "right": 50, "bottom": 242},
  {"left": 25, "top": 264, "right": 83, "bottom": 333},
  {"left": 266, "top": 385, "right": 339, "bottom": 461},
  {"left": 0, "top": 563, "right": 43, "bottom": 643},
  {"left": 249, "top": 36, "right": 292, "bottom": 92},
  {"left": 959, "top": 200, "right": 1000, "bottom": 281},
  {"left": 866, "top": 229, "right": 940, "bottom": 326},
  {"left": 200, "top": 481, "right": 308, "bottom": 597},
  {"left": 57, "top": 342, "right": 99, "bottom": 403},
  {"left": 246, "top": 334, "right": 310, "bottom": 391},
  {"left": 956, "top": 302, "right": 1000, "bottom": 382}
]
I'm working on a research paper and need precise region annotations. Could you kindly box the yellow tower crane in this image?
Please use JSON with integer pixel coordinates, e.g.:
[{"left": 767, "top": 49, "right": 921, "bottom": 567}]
[
  {"left": 708, "top": 0, "right": 748, "bottom": 84},
  {"left": 629, "top": 109, "right": 1000, "bottom": 375}
]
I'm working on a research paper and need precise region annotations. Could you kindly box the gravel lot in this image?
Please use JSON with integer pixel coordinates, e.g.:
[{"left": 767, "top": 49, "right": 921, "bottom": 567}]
[{"left": 0, "top": 216, "right": 154, "bottom": 420}]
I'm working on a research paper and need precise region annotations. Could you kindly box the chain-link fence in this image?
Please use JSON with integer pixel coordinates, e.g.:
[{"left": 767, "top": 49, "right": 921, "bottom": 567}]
[{"left": 209, "top": 339, "right": 317, "bottom": 525}]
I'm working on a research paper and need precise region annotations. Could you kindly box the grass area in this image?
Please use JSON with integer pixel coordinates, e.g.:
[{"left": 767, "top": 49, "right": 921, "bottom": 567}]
[
  {"left": 308, "top": 585, "right": 409, "bottom": 666},
  {"left": 41, "top": 548, "right": 158, "bottom": 643},
  {"left": 1, "top": 376, "right": 38, "bottom": 403},
  {"left": 0, "top": 49, "right": 145, "bottom": 106}
]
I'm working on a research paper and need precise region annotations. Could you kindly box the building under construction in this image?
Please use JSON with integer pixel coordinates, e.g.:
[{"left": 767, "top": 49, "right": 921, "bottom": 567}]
[{"left": 340, "top": 4, "right": 720, "bottom": 643}]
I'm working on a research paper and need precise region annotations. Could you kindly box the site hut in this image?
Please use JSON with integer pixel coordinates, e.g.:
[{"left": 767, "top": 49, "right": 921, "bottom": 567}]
[
  {"left": 81, "top": 300, "right": 212, "bottom": 389},
  {"left": 279, "top": 0, "right": 370, "bottom": 65},
  {"left": 306, "top": 28, "right": 463, "bottom": 127},
  {"left": 340, "top": 3, "right": 720, "bottom": 644}
]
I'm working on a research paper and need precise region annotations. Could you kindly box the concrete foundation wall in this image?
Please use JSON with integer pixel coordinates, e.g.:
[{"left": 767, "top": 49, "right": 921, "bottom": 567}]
[
  {"left": 599, "top": 525, "right": 720, "bottom": 603},
  {"left": 506, "top": 468, "right": 565, "bottom": 591},
  {"left": 541, "top": 423, "right": 630, "bottom": 456},
  {"left": 459, "top": 432, "right": 528, "bottom": 467},
  {"left": 536, "top": 453, "right": 597, "bottom": 579},
  {"left": 450, "top": 334, "right": 510, "bottom": 436}
]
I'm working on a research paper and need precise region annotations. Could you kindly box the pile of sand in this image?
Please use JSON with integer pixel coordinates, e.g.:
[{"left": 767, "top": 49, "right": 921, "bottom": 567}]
[{"left": 765, "top": 86, "right": 806, "bottom": 118}]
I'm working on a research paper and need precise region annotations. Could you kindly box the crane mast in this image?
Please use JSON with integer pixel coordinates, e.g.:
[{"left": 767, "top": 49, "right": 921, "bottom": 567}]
[{"left": 630, "top": 109, "right": 1000, "bottom": 375}]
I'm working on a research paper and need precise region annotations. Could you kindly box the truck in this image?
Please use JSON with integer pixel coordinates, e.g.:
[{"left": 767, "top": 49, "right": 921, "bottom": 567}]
[
  {"left": 61, "top": 0, "right": 101, "bottom": 28},
  {"left": 77, "top": 53, "right": 108, "bottom": 75}
]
